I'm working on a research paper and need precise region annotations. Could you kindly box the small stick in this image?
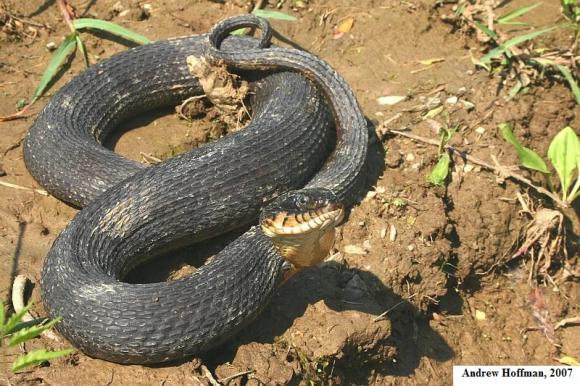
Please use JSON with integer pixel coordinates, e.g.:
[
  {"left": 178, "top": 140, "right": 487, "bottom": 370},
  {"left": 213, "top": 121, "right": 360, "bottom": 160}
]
[
  {"left": 140, "top": 152, "right": 162, "bottom": 164},
  {"left": 253, "top": 0, "right": 266, "bottom": 12},
  {"left": 554, "top": 316, "right": 580, "bottom": 330},
  {"left": 218, "top": 370, "right": 254, "bottom": 385},
  {"left": 0, "top": 180, "right": 48, "bottom": 195},
  {"left": 387, "top": 129, "right": 567, "bottom": 208},
  {"left": 0, "top": 108, "right": 32, "bottom": 122},
  {"left": 0, "top": 8, "right": 51, "bottom": 29},
  {"left": 201, "top": 365, "right": 220, "bottom": 386},
  {"left": 373, "top": 293, "right": 417, "bottom": 322},
  {"left": 56, "top": 0, "right": 76, "bottom": 34}
]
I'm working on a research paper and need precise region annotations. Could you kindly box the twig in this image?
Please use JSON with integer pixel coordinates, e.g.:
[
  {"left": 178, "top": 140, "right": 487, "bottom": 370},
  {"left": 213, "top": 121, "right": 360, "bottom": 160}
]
[
  {"left": 0, "top": 7, "right": 51, "bottom": 30},
  {"left": 56, "top": 0, "right": 76, "bottom": 34},
  {"left": 373, "top": 293, "right": 417, "bottom": 322},
  {"left": 140, "top": 152, "right": 161, "bottom": 164},
  {"left": 0, "top": 106, "right": 32, "bottom": 122},
  {"left": 104, "top": 370, "right": 115, "bottom": 386},
  {"left": 554, "top": 316, "right": 580, "bottom": 330},
  {"left": 253, "top": 0, "right": 266, "bottom": 12},
  {"left": 0, "top": 81, "right": 17, "bottom": 88},
  {"left": 3, "top": 134, "right": 25, "bottom": 155},
  {"left": 201, "top": 365, "right": 220, "bottom": 386},
  {"left": 0, "top": 180, "right": 48, "bottom": 195},
  {"left": 388, "top": 129, "right": 568, "bottom": 207},
  {"left": 218, "top": 370, "right": 254, "bottom": 385}
]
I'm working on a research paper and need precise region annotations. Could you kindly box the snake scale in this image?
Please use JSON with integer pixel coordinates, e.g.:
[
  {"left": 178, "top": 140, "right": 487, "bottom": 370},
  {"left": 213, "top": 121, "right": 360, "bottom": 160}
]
[{"left": 23, "top": 15, "right": 368, "bottom": 364}]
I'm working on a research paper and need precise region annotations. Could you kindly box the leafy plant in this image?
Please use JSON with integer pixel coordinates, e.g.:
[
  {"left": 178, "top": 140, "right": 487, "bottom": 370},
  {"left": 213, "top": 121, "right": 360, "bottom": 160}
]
[
  {"left": 450, "top": 1, "right": 580, "bottom": 104},
  {"left": 426, "top": 126, "right": 457, "bottom": 186},
  {"left": 0, "top": 0, "right": 150, "bottom": 121},
  {"left": 1, "top": 300, "right": 73, "bottom": 372},
  {"left": 31, "top": 3, "right": 150, "bottom": 106},
  {"left": 500, "top": 123, "right": 579, "bottom": 205}
]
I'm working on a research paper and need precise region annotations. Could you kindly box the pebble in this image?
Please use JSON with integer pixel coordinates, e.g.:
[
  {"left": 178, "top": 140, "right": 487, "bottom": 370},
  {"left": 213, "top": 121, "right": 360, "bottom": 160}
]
[
  {"left": 389, "top": 224, "right": 397, "bottom": 241},
  {"left": 363, "top": 239, "right": 372, "bottom": 250},
  {"left": 343, "top": 274, "right": 369, "bottom": 301},
  {"left": 461, "top": 100, "right": 475, "bottom": 110},
  {"left": 445, "top": 96, "right": 458, "bottom": 104},
  {"left": 377, "top": 95, "right": 406, "bottom": 106},
  {"left": 344, "top": 245, "right": 366, "bottom": 255}
]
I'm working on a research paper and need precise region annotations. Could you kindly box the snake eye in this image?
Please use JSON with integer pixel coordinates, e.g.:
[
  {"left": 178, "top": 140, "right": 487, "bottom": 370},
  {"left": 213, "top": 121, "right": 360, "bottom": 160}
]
[{"left": 295, "top": 194, "right": 309, "bottom": 206}]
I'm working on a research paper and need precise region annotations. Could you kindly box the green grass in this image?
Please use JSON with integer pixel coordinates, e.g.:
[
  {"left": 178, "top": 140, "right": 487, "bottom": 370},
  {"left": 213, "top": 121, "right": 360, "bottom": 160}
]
[
  {"left": 457, "top": 1, "right": 580, "bottom": 104},
  {"left": 30, "top": 18, "right": 150, "bottom": 106},
  {"left": 1, "top": 300, "right": 73, "bottom": 372}
]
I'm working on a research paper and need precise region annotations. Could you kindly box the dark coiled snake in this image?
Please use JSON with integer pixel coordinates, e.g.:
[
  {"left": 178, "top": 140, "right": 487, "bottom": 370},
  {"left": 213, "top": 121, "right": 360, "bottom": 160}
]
[{"left": 23, "top": 15, "right": 368, "bottom": 364}]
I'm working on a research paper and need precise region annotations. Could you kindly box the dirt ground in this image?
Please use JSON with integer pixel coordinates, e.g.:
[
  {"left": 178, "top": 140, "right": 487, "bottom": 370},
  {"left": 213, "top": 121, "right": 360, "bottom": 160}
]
[{"left": 0, "top": 0, "right": 579, "bottom": 385}]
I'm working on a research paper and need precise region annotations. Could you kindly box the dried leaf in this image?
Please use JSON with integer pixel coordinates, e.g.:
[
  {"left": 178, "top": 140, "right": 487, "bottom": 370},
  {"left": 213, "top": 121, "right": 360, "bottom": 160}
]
[
  {"left": 337, "top": 18, "right": 354, "bottom": 33},
  {"left": 558, "top": 355, "right": 580, "bottom": 366},
  {"left": 424, "top": 105, "right": 444, "bottom": 119}
]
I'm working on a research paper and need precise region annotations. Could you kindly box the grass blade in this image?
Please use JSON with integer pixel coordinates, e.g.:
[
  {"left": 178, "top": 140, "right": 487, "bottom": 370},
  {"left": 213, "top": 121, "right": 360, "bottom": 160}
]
[
  {"left": 12, "top": 348, "right": 74, "bottom": 372},
  {"left": 497, "top": 3, "right": 542, "bottom": 24},
  {"left": 72, "top": 18, "right": 150, "bottom": 45},
  {"left": 75, "top": 34, "right": 90, "bottom": 68},
  {"left": 480, "top": 26, "right": 556, "bottom": 64},
  {"left": 253, "top": 9, "right": 297, "bottom": 21},
  {"left": 507, "top": 80, "right": 524, "bottom": 100},
  {"left": 8, "top": 318, "right": 62, "bottom": 347},
  {"left": 4, "top": 318, "right": 46, "bottom": 335},
  {"left": 1, "top": 303, "right": 33, "bottom": 336},
  {"left": 474, "top": 21, "right": 499, "bottom": 41},
  {"left": 454, "top": 1, "right": 467, "bottom": 18},
  {"left": 556, "top": 65, "right": 580, "bottom": 105},
  {"left": 499, "top": 123, "right": 549, "bottom": 173},
  {"left": 31, "top": 33, "right": 77, "bottom": 104}
]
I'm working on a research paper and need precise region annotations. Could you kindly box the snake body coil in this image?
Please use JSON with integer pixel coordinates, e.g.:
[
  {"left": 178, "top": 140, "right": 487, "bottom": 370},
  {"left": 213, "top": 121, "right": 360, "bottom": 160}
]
[{"left": 25, "top": 17, "right": 367, "bottom": 364}]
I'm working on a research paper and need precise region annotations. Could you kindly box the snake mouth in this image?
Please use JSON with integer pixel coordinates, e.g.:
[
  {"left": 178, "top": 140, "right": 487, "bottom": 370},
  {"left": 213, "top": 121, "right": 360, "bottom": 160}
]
[
  {"left": 259, "top": 188, "right": 343, "bottom": 269},
  {"left": 260, "top": 202, "right": 344, "bottom": 237}
]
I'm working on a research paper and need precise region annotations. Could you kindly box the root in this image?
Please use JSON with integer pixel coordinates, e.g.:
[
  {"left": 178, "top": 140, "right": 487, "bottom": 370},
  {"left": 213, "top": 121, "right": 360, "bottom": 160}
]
[{"left": 11, "top": 274, "right": 60, "bottom": 342}]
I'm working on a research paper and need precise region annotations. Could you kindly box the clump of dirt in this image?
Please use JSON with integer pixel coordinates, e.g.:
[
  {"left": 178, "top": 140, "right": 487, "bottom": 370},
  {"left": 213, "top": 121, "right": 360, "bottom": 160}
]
[{"left": 183, "top": 56, "right": 250, "bottom": 129}]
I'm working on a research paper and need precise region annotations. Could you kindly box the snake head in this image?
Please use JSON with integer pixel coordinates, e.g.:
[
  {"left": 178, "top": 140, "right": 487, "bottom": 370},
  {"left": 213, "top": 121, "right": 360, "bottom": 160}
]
[{"left": 260, "top": 188, "right": 344, "bottom": 270}]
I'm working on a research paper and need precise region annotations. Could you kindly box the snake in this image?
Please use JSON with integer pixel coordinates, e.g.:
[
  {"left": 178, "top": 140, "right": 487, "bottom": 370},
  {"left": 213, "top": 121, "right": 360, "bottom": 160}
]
[{"left": 24, "top": 15, "right": 368, "bottom": 364}]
